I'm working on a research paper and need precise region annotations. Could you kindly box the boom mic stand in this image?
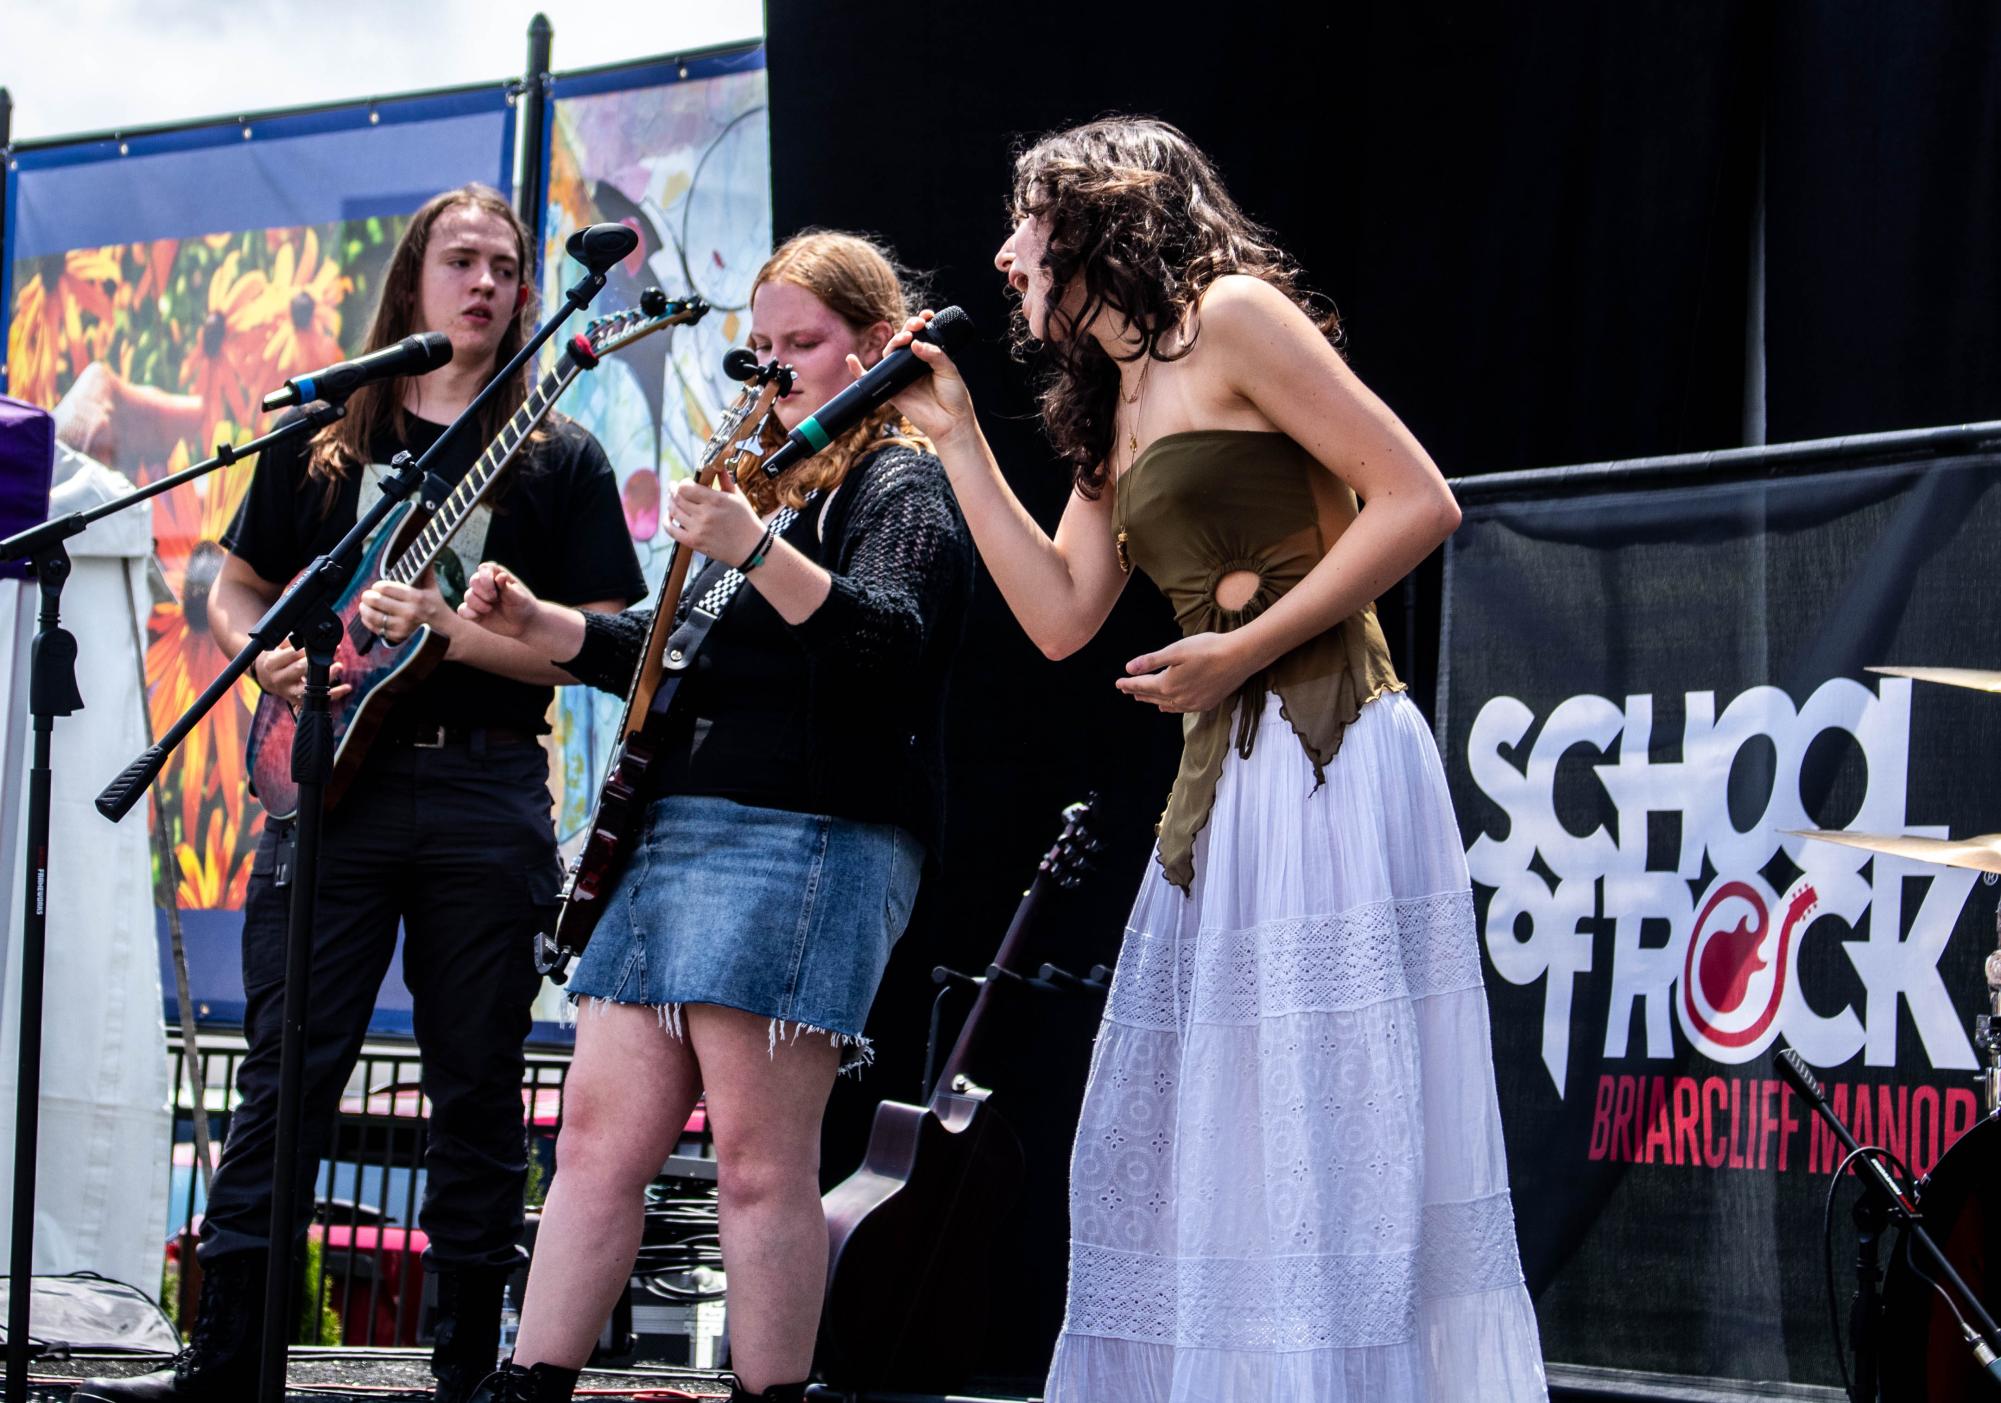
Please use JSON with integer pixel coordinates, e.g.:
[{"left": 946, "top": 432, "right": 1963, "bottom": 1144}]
[
  {"left": 0, "top": 402, "right": 347, "bottom": 1403},
  {"left": 1776, "top": 1046, "right": 2001, "bottom": 1397},
  {"left": 92, "top": 222, "right": 639, "bottom": 1403}
]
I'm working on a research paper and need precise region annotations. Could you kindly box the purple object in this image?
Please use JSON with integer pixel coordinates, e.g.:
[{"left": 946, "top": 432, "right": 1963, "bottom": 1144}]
[{"left": 0, "top": 396, "right": 56, "bottom": 581}]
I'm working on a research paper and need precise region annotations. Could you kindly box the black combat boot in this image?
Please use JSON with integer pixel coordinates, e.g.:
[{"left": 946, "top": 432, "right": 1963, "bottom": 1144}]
[
  {"left": 429, "top": 1264, "right": 512, "bottom": 1403},
  {"left": 728, "top": 1378, "right": 810, "bottom": 1403},
  {"left": 465, "top": 1359, "right": 581, "bottom": 1401},
  {"left": 71, "top": 1251, "right": 267, "bottom": 1400}
]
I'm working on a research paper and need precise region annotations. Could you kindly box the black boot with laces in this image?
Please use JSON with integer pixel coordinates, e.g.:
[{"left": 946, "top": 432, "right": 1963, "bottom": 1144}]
[
  {"left": 464, "top": 1358, "right": 580, "bottom": 1402},
  {"left": 70, "top": 1251, "right": 267, "bottom": 1401}
]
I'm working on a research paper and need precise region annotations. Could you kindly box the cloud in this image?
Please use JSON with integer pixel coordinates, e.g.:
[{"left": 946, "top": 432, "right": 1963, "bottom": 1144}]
[{"left": 0, "top": 0, "right": 762, "bottom": 142}]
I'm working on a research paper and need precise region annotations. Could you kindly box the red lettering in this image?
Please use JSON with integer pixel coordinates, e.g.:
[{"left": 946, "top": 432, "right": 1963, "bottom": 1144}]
[
  {"left": 1945, "top": 1087, "right": 1977, "bottom": 1152},
  {"left": 1759, "top": 1080, "right": 1781, "bottom": 1170},
  {"left": 1672, "top": 1077, "right": 1701, "bottom": 1168},
  {"left": 1588, "top": 1075, "right": 1615, "bottom": 1161},
  {"left": 1851, "top": 1081, "right": 1875, "bottom": 1163},
  {"left": 1777, "top": 1081, "right": 1800, "bottom": 1172},
  {"left": 1911, "top": 1086, "right": 1941, "bottom": 1177},
  {"left": 1876, "top": 1084, "right": 1908, "bottom": 1172},
  {"left": 1642, "top": 1077, "right": 1673, "bottom": 1165},
  {"left": 1610, "top": 1076, "right": 1637, "bottom": 1163},
  {"left": 1702, "top": 1076, "right": 1728, "bottom": 1168},
  {"left": 1809, "top": 1082, "right": 1850, "bottom": 1174},
  {"left": 1727, "top": 1078, "right": 1745, "bottom": 1168}
]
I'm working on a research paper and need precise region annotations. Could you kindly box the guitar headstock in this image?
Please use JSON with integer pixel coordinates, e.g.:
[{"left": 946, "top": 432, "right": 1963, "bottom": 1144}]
[
  {"left": 1039, "top": 794, "right": 1103, "bottom": 890},
  {"left": 576, "top": 288, "right": 710, "bottom": 359},
  {"left": 704, "top": 354, "right": 794, "bottom": 481}
]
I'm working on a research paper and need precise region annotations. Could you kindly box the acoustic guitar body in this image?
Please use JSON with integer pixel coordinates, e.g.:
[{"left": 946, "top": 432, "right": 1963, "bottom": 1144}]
[{"left": 818, "top": 1088, "right": 1025, "bottom": 1392}]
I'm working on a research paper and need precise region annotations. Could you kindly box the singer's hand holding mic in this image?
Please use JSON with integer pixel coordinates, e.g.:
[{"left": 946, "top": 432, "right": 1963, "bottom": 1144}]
[
  {"left": 844, "top": 308, "right": 979, "bottom": 452},
  {"left": 749, "top": 306, "right": 978, "bottom": 479}
]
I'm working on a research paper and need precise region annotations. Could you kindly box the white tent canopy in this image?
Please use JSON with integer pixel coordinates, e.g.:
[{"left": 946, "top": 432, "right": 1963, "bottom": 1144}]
[{"left": 0, "top": 449, "right": 173, "bottom": 1297}]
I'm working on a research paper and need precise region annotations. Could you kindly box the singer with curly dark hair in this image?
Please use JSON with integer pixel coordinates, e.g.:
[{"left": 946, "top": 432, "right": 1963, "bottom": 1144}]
[{"left": 884, "top": 116, "right": 1548, "bottom": 1402}]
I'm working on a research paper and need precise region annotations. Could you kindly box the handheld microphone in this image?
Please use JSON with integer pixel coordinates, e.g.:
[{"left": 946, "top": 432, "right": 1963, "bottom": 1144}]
[
  {"left": 760, "top": 306, "right": 975, "bottom": 479},
  {"left": 261, "top": 332, "right": 454, "bottom": 412}
]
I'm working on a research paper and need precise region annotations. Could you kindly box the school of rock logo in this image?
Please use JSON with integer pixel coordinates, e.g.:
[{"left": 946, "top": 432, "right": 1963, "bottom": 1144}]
[{"left": 1466, "top": 677, "right": 1979, "bottom": 1097}]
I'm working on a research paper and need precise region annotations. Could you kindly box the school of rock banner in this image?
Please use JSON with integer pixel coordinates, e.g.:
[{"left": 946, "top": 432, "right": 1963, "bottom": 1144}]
[{"left": 1436, "top": 448, "right": 2001, "bottom": 1387}]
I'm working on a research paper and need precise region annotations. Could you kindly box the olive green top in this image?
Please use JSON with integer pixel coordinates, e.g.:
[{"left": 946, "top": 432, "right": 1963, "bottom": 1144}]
[{"left": 1113, "top": 429, "right": 1404, "bottom": 890}]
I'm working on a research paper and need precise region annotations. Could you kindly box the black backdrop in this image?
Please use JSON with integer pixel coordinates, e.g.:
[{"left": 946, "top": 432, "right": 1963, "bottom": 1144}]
[{"left": 765, "top": 0, "right": 2001, "bottom": 1388}]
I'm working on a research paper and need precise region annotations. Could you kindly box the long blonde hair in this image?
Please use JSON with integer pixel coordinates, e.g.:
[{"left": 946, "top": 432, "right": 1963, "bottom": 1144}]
[{"left": 745, "top": 230, "right": 932, "bottom": 512}]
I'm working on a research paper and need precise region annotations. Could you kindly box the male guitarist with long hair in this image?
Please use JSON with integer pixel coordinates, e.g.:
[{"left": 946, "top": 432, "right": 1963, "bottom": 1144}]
[{"left": 76, "top": 184, "right": 646, "bottom": 1403}]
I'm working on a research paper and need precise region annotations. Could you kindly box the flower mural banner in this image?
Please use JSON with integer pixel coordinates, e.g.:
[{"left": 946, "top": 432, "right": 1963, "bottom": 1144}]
[
  {"left": 2, "top": 87, "right": 516, "bottom": 1028},
  {"left": 534, "top": 50, "right": 770, "bottom": 873}
]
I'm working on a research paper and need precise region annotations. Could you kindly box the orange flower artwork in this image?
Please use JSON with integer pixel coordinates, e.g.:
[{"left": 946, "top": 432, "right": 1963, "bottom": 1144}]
[
  {"left": 250, "top": 231, "right": 352, "bottom": 384},
  {"left": 8, "top": 215, "right": 406, "bottom": 915},
  {"left": 146, "top": 441, "right": 264, "bottom": 907}
]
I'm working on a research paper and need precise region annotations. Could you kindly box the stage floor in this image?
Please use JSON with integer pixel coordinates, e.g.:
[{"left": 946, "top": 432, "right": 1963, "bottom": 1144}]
[{"left": 26, "top": 1348, "right": 733, "bottom": 1400}]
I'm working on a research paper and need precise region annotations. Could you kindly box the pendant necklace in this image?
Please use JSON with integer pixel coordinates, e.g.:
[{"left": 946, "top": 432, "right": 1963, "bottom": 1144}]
[{"left": 1116, "top": 355, "right": 1151, "bottom": 575}]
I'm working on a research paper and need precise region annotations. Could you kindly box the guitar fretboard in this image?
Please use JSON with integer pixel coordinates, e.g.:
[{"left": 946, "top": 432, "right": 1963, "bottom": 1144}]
[{"left": 383, "top": 357, "right": 582, "bottom": 585}]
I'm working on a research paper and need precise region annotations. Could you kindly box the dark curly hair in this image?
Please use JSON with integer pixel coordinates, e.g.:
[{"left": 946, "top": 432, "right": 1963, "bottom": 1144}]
[{"left": 1009, "top": 116, "right": 1341, "bottom": 498}]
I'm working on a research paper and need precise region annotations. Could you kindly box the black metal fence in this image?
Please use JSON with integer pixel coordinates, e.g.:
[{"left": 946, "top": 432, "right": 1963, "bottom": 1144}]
[{"left": 163, "top": 1029, "right": 580, "bottom": 1348}]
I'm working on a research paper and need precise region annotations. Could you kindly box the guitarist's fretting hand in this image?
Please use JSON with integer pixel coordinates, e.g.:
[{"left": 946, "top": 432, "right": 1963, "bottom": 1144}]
[
  {"left": 359, "top": 573, "right": 456, "bottom": 649},
  {"left": 459, "top": 561, "right": 588, "bottom": 663},
  {"left": 253, "top": 643, "right": 350, "bottom": 706}
]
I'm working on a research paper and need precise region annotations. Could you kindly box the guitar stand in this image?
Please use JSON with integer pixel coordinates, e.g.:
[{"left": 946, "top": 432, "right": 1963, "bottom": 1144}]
[{"left": 921, "top": 966, "right": 984, "bottom": 1105}]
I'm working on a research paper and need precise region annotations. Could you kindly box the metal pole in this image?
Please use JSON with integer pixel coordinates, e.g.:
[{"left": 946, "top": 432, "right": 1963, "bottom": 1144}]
[
  {"left": 256, "top": 606, "right": 342, "bottom": 1403},
  {"left": 517, "top": 14, "right": 553, "bottom": 278},
  {"left": 7, "top": 548, "right": 81, "bottom": 1403}
]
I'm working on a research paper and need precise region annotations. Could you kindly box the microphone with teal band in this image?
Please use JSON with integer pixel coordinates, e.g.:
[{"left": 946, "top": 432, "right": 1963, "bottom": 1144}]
[{"left": 761, "top": 306, "right": 974, "bottom": 479}]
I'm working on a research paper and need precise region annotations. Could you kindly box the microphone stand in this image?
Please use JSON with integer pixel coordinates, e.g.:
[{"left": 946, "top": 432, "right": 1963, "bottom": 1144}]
[
  {"left": 93, "top": 225, "right": 634, "bottom": 1403},
  {"left": 1776, "top": 1047, "right": 2001, "bottom": 1397},
  {"left": 0, "top": 403, "right": 345, "bottom": 1403}
]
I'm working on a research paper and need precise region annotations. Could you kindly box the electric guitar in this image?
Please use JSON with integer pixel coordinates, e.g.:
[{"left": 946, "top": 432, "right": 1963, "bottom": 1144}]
[
  {"left": 534, "top": 351, "right": 795, "bottom": 982},
  {"left": 244, "top": 289, "right": 710, "bottom": 821}
]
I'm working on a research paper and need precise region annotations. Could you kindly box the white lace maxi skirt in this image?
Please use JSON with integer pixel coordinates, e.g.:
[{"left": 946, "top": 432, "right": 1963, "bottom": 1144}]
[{"left": 1044, "top": 692, "right": 1548, "bottom": 1402}]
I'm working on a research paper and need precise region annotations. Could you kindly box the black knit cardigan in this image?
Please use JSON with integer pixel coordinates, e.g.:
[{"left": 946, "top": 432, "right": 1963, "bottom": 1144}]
[{"left": 559, "top": 445, "right": 973, "bottom": 857}]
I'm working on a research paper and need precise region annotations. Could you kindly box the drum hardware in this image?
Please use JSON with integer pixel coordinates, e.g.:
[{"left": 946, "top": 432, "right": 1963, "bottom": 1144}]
[
  {"left": 1868, "top": 664, "right": 2001, "bottom": 694},
  {"left": 1777, "top": 1048, "right": 2001, "bottom": 1399},
  {"left": 1789, "top": 828, "right": 2001, "bottom": 875}
]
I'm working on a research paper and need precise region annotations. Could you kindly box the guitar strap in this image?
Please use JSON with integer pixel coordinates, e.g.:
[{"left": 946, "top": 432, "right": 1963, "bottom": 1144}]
[{"left": 646, "top": 496, "right": 809, "bottom": 720}]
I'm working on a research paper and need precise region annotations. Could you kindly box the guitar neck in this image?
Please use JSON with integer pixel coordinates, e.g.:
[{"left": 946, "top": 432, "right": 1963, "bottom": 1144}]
[
  {"left": 933, "top": 879, "right": 1053, "bottom": 1096},
  {"left": 384, "top": 356, "right": 582, "bottom": 586}
]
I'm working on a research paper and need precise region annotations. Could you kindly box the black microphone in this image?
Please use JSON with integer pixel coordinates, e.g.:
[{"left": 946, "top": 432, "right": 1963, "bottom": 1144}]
[
  {"left": 760, "top": 306, "right": 975, "bottom": 479},
  {"left": 260, "top": 332, "right": 454, "bottom": 412}
]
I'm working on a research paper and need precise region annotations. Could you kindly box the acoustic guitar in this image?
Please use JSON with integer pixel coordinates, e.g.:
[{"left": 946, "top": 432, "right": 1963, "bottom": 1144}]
[{"left": 818, "top": 797, "right": 1102, "bottom": 1392}]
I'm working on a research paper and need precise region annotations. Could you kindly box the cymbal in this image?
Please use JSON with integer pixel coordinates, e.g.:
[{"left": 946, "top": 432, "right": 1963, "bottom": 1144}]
[
  {"left": 1790, "top": 829, "right": 2001, "bottom": 875},
  {"left": 1868, "top": 665, "right": 2001, "bottom": 694}
]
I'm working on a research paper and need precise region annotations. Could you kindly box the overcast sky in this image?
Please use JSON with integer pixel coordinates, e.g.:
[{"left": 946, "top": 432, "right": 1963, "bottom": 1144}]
[{"left": 0, "top": 0, "right": 765, "bottom": 143}]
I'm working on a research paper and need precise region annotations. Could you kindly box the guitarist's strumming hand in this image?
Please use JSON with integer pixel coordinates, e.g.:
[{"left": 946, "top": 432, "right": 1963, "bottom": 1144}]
[
  {"left": 458, "top": 561, "right": 588, "bottom": 663},
  {"left": 252, "top": 644, "right": 350, "bottom": 707}
]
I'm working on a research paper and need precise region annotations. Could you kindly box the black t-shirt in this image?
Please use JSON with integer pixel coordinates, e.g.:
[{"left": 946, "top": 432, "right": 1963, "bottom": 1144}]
[{"left": 222, "top": 411, "right": 647, "bottom": 734}]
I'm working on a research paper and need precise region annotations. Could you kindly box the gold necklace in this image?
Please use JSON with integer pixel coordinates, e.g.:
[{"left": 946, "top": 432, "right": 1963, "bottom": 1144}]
[{"left": 1115, "top": 357, "right": 1150, "bottom": 574}]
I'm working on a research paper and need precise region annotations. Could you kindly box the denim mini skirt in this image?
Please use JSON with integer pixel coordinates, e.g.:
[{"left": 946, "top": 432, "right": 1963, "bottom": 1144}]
[{"left": 566, "top": 795, "right": 923, "bottom": 1066}]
